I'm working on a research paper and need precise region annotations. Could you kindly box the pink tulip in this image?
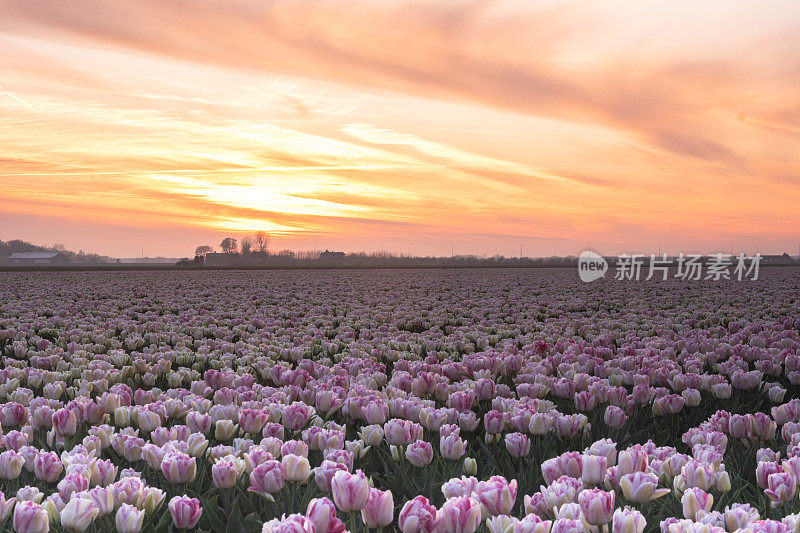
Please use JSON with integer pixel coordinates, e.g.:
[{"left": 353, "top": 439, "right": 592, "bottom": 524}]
[
  {"left": 406, "top": 440, "right": 434, "bottom": 467},
  {"left": 612, "top": 507, "right": 646, "bottom": 533},
  {"left": 551, "top": 518, "right": 584, "bottom": 533},
  {"left": 116, "top": 503, "right": 145, "bottom": 533},
  {"left": 475, "top": 476, "right": 517, "bottom": 516},
  {"left": 484, "top": 411, "right": 505, "bottom": 435},
  {"left": 439, "top": 476, "right": 475, "bottom": 499},
  {"left": 323, "top": 449, "right": 354, "bottom": 472},
  {"left": 541, "top": 458, "right": 563, "bottom": 485},
  {"left": 729, "top": 414, "right": 752, "bottom": 439},
  {"left": 619, "top": 472, "right": 669, "bottom": 503},
  {"left": 399, "top": 496, "right": 439, "bottom": 533},
  {"left": 574, "top": 391, "right": 597, "bottom": 412},
  {"left": 505, "top": 433, "right": 531, "bottom": 458},
  {"left": 682, "top": 487, "right": 714, "bottom": 520},
  {"left": 331, "top": 470, "right": 370, "bottom": 512},
  {"left": 724, "top": 503, "right": 760, "bottom": 531},
  {"left": 437, "top": 496, "right": 482, "bottom": 533},
  {"left": 554, "top": 415, "right": 583, "bottom": 438},
  {"left": 0, "top": 491, "right": 15, "bottom": 520},
  {"left": 440, "top": 433, "right": 467, "bottom": 460},
  {"left": 448, "top": 390, "right": 475, "bottom": 412},
  {"left": 13, "top": 501, "right": 49, "bottom": 533},
  {"left": 60, "top": 497, "right": 99, "bottom": 533},
  {"left": 756, "top": 462, "right": 784, "bottom": 489},
  {"left": 517, "top": 514, "right": 553, "bottom": 533},
  {"left": 306, "top": 497, "right": 346, "bottom": 533},
  {"left": 52, "top": 408, "right": 77, "bottom": 437},
  {"left": 263, "top": 422, "right": 286, "bottom": 440},
  {"left": 557, "top": 451, "right": 583, "bottom": 479},
  {"left": 249, "top": 460, "right": 286, "bottom": 495},
  {"left": 113, "top": 476, "right": 146, "bottom": 507},
  {"left": 33, "top": 452, "right": 62, "bottom": 483},
  {"left": 617, "top": 449, "right": 648, "bottom": 476},
  {"left": 361, "top": 401, "right": 389, "bottom": 425},
  {"left": 314, "top": 460, "right": 349, "bottom": 492},
  {"left": 86, "top": 487, "right": 115, "bottom": 516},
  {"left": 581, "top": 454, "right": 607, "bottom": 485},
  {"left": 238, "top": 409, "right": 269, "bottom": 434},
  {"left": 212, "top": 456, "right": 245, "bottom": 489},
  {"left": 653, "top": 395, "right": 684, "bottom": 416},
  {"left": 361, "top": 488, "right": 394, "bottom": 528},
  {"left": 578, "top": 488, "right": 614, "bottom": 525},
  {"left": 384, "top": 419, "right": 423, "bottom": 446},
  {"left": 136, "top": 410, "right": 161, "bottom": 433},
  {"left": 161, "top": 452, "right": 197, "bottom": 484},
  {"left": 281, "top": 440, "right": 309, "bottom": 458},
  {"left": 604, "top": 406, "right": 627, "bottom": 429},
  {"left": 186, "top": 412, "right": 212, "bottom": 435},
  {"left": 0, "top": 450, "right": 25, "bottom": 480},
  {"left": 262, "top": 514, "right": 316, "bottom": 532},
  {"left": 282, "top": 403, "right": 312, "bottom": 431},
  {"left": 57, "top": 472, "right": 90, "bottom": 501},
  {"left": 765, "top": 472, "right": 797, "bottom": 508},
  {"left": 168, "top": 496, "right": 202, "bottom": 529},
  {"left": 4, "top": 431, "right": 29, "bottom": 451},
  {"left": 475, "top": 379, "right": 496, "bottom": 402},
  {"left": 752, "top": 413, "right": 777, "bottom": 441}
]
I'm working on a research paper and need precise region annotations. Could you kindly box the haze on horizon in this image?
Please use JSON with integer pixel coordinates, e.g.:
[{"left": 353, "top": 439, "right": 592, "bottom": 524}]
[{"left": 1, "top": 1, "right": 799, "bottom": 259}]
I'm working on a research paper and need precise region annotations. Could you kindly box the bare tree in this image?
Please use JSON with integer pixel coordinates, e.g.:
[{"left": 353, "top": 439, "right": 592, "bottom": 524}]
[
  {"left": 254, "top": 231, "right": 270, "bottom": 253},
  {"left": 195, "top": 245, "right": 214, "bottom": 256},
  {"left": 220, "top": 237, "right": 238, "bottom": 254},
  {"left": 240, "top": 236, "right": 253, "bottom": 254}
]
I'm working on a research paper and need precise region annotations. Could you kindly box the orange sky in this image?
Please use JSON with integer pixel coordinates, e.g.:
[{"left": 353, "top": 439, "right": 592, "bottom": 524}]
[{"left": 1, "top": 1, "right": 799, "bottom": 258}]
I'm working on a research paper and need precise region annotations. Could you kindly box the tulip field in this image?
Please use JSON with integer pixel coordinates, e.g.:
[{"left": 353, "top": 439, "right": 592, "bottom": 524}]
[{"left": 2, "top": 267, "right": 800, "bottom": 533}]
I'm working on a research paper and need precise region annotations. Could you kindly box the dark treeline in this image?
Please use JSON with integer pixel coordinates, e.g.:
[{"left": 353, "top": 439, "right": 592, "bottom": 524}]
[{"left": 0, "top": 239, "right": 113, "bottom": 264}]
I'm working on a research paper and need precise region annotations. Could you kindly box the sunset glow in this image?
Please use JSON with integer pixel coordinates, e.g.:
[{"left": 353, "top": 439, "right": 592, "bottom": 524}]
[{"left": 1, "top": 1, "right": 799, "bottom": 257}]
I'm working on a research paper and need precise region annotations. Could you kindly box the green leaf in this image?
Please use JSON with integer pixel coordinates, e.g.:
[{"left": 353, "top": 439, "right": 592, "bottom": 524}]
[
  {"left": 227, "top": 499, "right": 243, "bottom": 533},
  {"left": 243, "top": 513, "right": 264, "bottom": 533}
]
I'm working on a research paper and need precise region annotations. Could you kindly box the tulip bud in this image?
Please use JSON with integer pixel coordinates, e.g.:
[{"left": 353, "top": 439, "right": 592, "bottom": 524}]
[
  {"left": 282, "top": 454, "right": 311, "bottom": 482},
  {"left": 463, "top": 457, "right": 477, "bottom": 476},
  {"left": 116, "top": 504, "right": 145, "bottom": 533},
  {"left": 215, "top": 420, "right": 237, "bottom": 441}
]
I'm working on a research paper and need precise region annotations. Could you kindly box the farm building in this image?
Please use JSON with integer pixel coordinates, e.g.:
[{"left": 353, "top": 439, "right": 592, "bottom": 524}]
[{"left": 3, "top": 252, "right": 71, "bottom": 265}]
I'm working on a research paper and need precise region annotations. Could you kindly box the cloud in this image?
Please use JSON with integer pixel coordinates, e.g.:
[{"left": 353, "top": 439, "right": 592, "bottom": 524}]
[{"left": 3, "top": 0, "right": 798, "bottom": 166}]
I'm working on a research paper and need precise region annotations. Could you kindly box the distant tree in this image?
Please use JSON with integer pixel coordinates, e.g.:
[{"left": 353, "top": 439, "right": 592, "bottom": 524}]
[
  {"left": 240, "top": 236, "right": 253, "bottom": 254},
  {"left": 220, "top": 238, "right": 238, "bottom": 254},
  {"left": 254, "top": 231, "right": 270, "bottom": 253},
  {"left": 278, "top": 249, "right": 295, "bottom": 257},
  {"left": 195, "top": 245, "right": 214, "bottom": 256}
]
